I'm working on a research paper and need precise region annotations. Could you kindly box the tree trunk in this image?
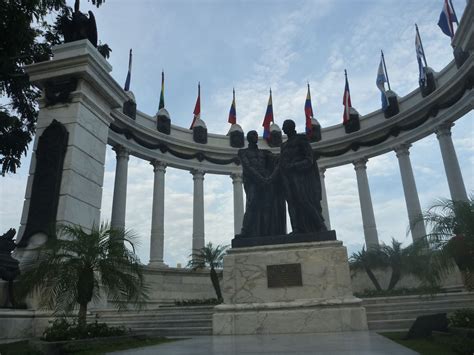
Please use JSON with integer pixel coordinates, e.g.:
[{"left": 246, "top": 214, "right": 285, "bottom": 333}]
[
  {"left": 364, "top": 266, "right": 382, "bottom": 291},
  {"left": 387, "top": 269, "right": 401, "bottom": 291},
  {"left": 210, "top": 267, "right": 222, "bottom": 301},
  {"left": 78, "top": 303, "right": 88, "bottom": 328}
]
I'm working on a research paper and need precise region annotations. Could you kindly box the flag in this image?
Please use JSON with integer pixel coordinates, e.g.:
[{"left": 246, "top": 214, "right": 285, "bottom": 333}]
[
  {"left": 124, "top": 49, "right": 132, "bottom": 91},
  {"left": 190, "top": 83, "right": 200, "bottom": 129},
  {"left": 376, "top": 55, "right": 388, "bottom": 111},
  {"left": 158, "top": 71, "right": 165, "bottom": 110},
  {"left": 415, "top": 28, "right": 427, "bottom": 87},
  {"left": 228, "top": 88, "right": 237, "bottom": 124},
  {"left": 438, "top": 0, "right": 458, "bottom": 38},
  {"left": 262, "top": 90, "right": 273, "bottom": 140},
  {"left": 342, "top": 71, "right": 352, "bottom": 125},
  {"left": 304, "top": 83, "right": 314, "bottom": 136}
]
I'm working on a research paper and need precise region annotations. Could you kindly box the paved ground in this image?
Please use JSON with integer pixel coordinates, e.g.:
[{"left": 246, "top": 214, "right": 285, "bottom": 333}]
[{"left": 108, "top": 331, "right": 417, "bottom": 354}]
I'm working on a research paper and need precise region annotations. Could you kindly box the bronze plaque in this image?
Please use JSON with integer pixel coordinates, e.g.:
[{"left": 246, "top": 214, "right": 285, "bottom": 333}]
[{"left": 267, "top": 263, "right": 302, "bottom": 288}]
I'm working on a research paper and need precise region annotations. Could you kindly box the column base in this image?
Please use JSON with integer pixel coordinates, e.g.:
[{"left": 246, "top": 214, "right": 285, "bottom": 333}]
[{"left": 148, "top": 261, "right": 169, "bottom": 269}]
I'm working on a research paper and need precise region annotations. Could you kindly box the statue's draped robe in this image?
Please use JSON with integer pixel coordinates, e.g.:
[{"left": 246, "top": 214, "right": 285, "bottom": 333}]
[
  {"left": 238, "top": 147, "right": 286, "bottom": 237},
  {"left": 279, "top": 134, "right": 325, "bottom": 233}
]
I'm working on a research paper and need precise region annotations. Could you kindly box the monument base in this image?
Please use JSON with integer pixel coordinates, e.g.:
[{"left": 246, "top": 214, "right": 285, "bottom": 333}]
[
  {"left": 213, "top": 239, "right": 368, "bottom": 335},
  {"left": 231, "top": 230, "right": 336, "bottom": 248}
]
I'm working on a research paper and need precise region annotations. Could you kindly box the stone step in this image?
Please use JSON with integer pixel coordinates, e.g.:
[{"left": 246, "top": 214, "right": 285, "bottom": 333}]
[
  {"left": 368, "top": 318, "right": 415, "bottom": 331},
  {"left": 366, "top": 306, "right": 467, "bottom": 321},
  {"left": 131, "top": 327, "right": 212, "bottom": 336},
  {"left": 95, "top": 311, "right": 213, "bottom": 321},
  {"left": 363, "top": 297, "right": 474, "bottom": 312},
  {"left": 362, "top": 291, "right": 473, "bottom": 305},
  {"left": 105, "top": 319, "right": 212, "bottom": 328}
]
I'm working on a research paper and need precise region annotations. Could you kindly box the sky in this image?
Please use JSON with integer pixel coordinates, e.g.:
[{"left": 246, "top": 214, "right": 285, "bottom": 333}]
[{"left": 1, "top": 0, "right": 473, "bottom": 267}]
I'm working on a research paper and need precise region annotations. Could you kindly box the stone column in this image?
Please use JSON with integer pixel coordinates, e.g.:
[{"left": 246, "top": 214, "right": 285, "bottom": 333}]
[
  {"left": 435, "top": 123, "right": 468, "bottom": 202},
  {"left": 110, "top": 145, "right": 129, "bottom": 231},
  {"left": 149, "top": 160, "right": 167, "bottom": 267},
  {"left": 231, "top": 173, "right": 245, "bottom": 235},
  {"left": 394, "top": 144, "right": 427, "bottom": 242},
  {"left": 353, "top": 159, "right": 379, "bottom": 248},
  {"left": 319, "top": 168, "right": 331, "bottom": 230},
  {"left": 191, "top": 169, "right": 205, "bottom": 259}
]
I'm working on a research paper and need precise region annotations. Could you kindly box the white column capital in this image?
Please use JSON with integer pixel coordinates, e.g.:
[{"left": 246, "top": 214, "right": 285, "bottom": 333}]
[
  {"left": 151, "top": 159, "right": 167, "bottom": 173},
  {"left": 353, "top": 158, "right": 368, "bottom": 171},
  {"left": 191, "top": 169, "right": 205, "bottom": 180},
  {"left": 230, "top": 172, "right": 243, "bottom": 184},
  {"left": 435, "top": 122, "right": 454, "bottom": 138},
  {"left": 113, "top": 145, "right": 130, "bottom": 160},
  {"left": 394, "top": 143, "right": 412, "bottom": 158}
]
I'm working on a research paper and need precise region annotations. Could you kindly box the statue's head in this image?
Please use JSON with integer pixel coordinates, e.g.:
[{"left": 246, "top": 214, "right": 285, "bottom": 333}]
[
  {"left": 282, "top": 119, "right": 296, "bottom": 135},
  {"left": 247, "top": 130, "right": 258, "bottom": 144}
]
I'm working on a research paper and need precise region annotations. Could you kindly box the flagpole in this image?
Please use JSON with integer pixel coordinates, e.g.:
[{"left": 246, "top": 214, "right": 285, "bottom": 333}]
[
  {"left": 448, "top": 0, "right": 459, "bottom": 25},
  {"left": 415, "top": 24, "right": 429, "bottom": 68},
  {"left": 381, "top": 50, "right": 391, "bottom": 91}
]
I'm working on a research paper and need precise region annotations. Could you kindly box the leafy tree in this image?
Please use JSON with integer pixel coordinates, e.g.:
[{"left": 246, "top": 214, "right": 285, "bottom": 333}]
[
  {"left": 19, "top": 223, "right": 148, "bottom": 327},
  {"left": 0, "top": 0, "right": 105, "bottom": 175},
  {"left": 414, "top": 197, "right": 474, "bottom": 288},
  {"left": 349, "top": 246, "right": 384, "bottom": 291},
  {"left": 187, "top": 243, "right": 228, "bottom": 302}
]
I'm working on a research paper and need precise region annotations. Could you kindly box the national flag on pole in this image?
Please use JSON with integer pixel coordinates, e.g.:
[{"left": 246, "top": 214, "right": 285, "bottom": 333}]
[
  {"left": 376, "top": 54, "right": 388, "bottom": 111},
  {"left": 438, "top": 0, "right": 458, "bottom": 38},
  {"left": 415, "top": 27, "right": 428, "bottom": 87},
  {"left": 262, "top": 89, "right": 273, "bottom": 141},
  {"left": 124, "top": 49, "right": 132, "bottom": 91},
  {"left": 158, "top": 71, "right": 165, "bottom": 110},
  {"left": 304, "top": 83, "right": 314, "bottom": 136},
  {"left": 342, "top": 70, "right": 352, "bottom": 125},
  {"left": 228, "top": 88, "right": 237, "bottom": 124},
  {"left": 190, "top": 82, "right": 200, "bottom": 129}
]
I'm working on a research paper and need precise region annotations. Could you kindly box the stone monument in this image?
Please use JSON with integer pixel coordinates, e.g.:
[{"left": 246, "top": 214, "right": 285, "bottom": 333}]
[{"left": 213, "top": 120, "right": 368, "bottom": 335}]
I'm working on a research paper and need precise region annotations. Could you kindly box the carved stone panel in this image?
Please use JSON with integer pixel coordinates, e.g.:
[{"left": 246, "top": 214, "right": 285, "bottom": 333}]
[{"left": 17, "top": 120, "right": 69, "bottom": 247}]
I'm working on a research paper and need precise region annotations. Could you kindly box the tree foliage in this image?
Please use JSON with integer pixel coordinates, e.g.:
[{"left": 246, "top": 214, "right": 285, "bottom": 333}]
[
  {"left": 0, "top": 0, "right": 105, "bottom": 175},
  {"left": 188, "top": 242, "right": 228, "bottom": 302},
  {"left": 19, "top": 223, "right": 148, "bottom": 327}
]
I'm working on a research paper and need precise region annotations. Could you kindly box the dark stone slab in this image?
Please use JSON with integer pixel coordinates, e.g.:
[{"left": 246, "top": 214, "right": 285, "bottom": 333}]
[
  {"left": 267, "top": 263, "right": 302, "bottom": 288},
  {"left": 231, "top": 230, "right": 337, "bottom": 248}
]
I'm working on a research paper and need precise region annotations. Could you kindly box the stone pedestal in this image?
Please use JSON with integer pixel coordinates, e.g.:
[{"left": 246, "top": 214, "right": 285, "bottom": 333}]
[{"left": 213, "top": 240, "right": 368, "bottom": 335}]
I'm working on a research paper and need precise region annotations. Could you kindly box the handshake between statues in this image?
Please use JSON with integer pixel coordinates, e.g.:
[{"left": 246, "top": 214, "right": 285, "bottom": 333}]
[{"left": 236, "top": 120, "right": 327, "bottom": 239}]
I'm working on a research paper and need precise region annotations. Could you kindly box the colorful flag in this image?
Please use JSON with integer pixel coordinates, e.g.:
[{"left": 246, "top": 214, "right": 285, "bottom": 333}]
[
  {"left": 228, "top": 88, "right": 237, "bottom": 124},
  {"left": 124, "top": 49, "right": 132, "bottom": 91},
  {"left": 415, "top": 26, "right": 428, "bottom": 87},
  {"left": 262, "top": 89, "right": 273, "bottom": 140},
  {"left": 342, "top": 71, "right": 352, "bottom": 125},
  {"left": 376, "top": 54, "right": 388, "bottom": 111},
  {"left": 190, "top": 83, "right": 200, "bottom": 129},
  {"left": 158, "top": 71, "right": 165, "bottom": 110},
  {"left": 304, "top": 83, "right": 314, "bottom": 136},
  {"left": 438, "top": 0, "right": 458, "bottom": 38}
]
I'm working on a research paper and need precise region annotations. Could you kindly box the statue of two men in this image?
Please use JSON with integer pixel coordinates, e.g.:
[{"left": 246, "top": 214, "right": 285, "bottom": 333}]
[{"left": 236, "top": 119, "right": 327, "bottom": 238}]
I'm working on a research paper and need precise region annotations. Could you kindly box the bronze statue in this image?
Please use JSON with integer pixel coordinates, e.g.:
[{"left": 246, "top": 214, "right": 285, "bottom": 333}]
[
  {"left": 236, "top": 131, "right": 286, "bottom": 238},
  {"left": 59, "top": 0, "right": 98, "bottom": 47},
  {"left": 278, "top": 119, "right": 327, "bottom": 234},
  {"left": 0, "top": 229, "right": 20, "bottom": 308}
]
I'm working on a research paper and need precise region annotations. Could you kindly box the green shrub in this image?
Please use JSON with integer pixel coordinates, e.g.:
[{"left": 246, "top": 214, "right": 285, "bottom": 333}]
[
  {"left": 354, "top": 286, "right": 442, "bottom": 298},
  {"left": 449, "top": 309, "right": 474, "bottom": 329},
  {"left": 42, "top": 318, "right": 126, "bottom": 342}
]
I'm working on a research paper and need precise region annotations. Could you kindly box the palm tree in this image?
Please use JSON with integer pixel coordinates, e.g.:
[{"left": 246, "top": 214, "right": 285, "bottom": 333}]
[
  {"left": 19, "top": 223, "right": 148, "bottom": 327},
  {"left": 349, "top": 246, "right": 384, "bottom": 291},
  {"left": 414, "top": 197, "right": 474, "bottom": 289},
  {"left": 187, "top": 242, "right": 228, "bottom": 302}
]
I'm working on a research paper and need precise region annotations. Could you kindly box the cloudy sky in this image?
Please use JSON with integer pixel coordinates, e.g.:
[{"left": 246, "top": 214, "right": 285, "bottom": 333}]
[{"left": 1, "top": 0, "right": 472, "bottom": 267}]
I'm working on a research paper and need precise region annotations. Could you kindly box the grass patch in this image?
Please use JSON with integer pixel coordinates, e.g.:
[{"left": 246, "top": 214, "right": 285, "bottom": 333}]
[
  {"left": 354, "top": 286, "right": 442, "bottom": 298},
  {"left": 380, "top": 331, "right": 474, "bottom": 355},
  {"left": 0, "top": 337, "right": 176, "bottom": 355}
]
